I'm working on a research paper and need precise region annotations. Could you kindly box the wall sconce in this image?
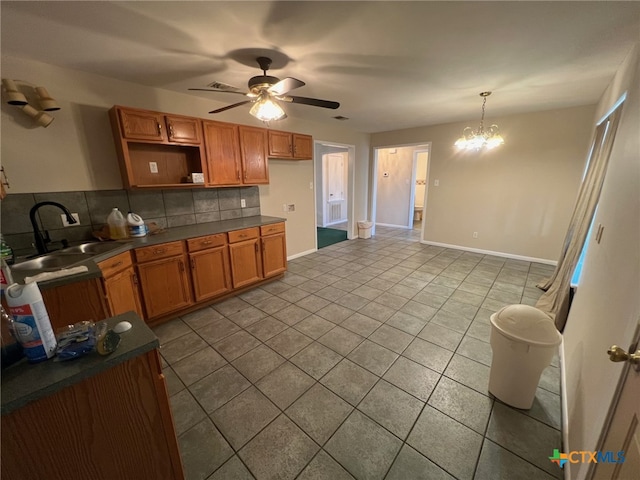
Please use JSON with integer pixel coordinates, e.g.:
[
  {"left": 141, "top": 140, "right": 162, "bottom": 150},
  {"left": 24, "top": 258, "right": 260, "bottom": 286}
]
[
  {"left": 34, "top": 87, "right": 60, "bottom": 111},
  {"left": 1, "top": 79, "right": 28, "bottom": 105},
  {"left": 1, "top": 79, "right": 60, "bottom": 127},
  {"left": 21, "top": 104, "right": 54, "bottom": 128}
]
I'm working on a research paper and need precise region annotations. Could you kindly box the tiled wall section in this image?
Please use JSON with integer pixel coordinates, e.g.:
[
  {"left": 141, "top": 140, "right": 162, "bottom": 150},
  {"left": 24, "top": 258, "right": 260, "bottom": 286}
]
[{"left": 1, "top": 187, "right": 260, "bottom": 256}]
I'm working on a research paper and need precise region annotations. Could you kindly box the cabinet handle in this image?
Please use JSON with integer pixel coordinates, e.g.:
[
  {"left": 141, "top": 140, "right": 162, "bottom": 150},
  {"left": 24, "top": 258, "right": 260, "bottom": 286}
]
[
  {"left": 236, "top": 169, "right": 240, "bottom": 180},
  {"left": 110, "top": 260, "right": 123, "bottom": 269},
  {"left": 201, "top": 240, "right": 212, "bottom": 245},
  {"left": 244, "top": 170, "right": 247, "bottom": 180},
  {"left": 238, "top": 234, "right": 247, "bottom": 238},
  {"left": 133, "top": 273, "right": 139, "bottom": 285},
  {"left": 157, "top": 123, "right": 162, "bottom": 135},
  {"left": 168, "top": 123, "right": 174, "bottom": 138},
  {"left": 153, "top": 248, "right": 166, "bottom": 255},
  {"left": 289, "top": 144, "right": 292, "bottom": 153},
  {"left": 255, "top": 243, "right": 258, "bottom": 253},
  {"left": 190, "top": 258, "right": 195, "bottom": 269},
  {"left": 179, "top": 260, "right": 185, "bottom": 272}
]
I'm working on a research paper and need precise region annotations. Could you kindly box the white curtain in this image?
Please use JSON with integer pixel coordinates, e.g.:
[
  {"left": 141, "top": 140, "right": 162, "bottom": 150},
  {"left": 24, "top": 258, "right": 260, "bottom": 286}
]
[{"left": 536, "top": 105, "right": 623, "bottom": 331}]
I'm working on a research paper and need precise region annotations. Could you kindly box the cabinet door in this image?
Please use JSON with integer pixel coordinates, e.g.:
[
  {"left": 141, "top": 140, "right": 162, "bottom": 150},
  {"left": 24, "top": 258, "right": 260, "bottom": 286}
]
[
  {"left": 103, "top": 266, "right": 144, "bottom": 319},
  {"left": 119, "top": 108, "right": 166, "bottom": 142},
  {"left": 228, "top": 239, "right": 262, "bottom": 288},
  {"left": 203, "top": 121, "right": 242, "bottom": 185},
  {"left": 262, "top": 233, "right": 287, "bottom": 278},
  {"left": 165, "top": 115, "right": 202, "bottom": 144},
  {"left": 293, "top": 134, "right": 313, "bottom": 159},
  {"left": 137, "top": 256, "right": 192, "bottom": 319},
  {"left": 268, "top": 130, "right": 292, "bottom": 158},
  {"left": 190, "top": 247, "right": 232, "bottom": 301},
  {"left": 239, "top": 126, "right": 269, "bottom": 184}
]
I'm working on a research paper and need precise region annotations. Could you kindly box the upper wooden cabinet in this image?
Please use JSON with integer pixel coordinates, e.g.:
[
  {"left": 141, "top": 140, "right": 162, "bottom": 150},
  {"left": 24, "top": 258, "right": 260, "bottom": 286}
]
[
  {"left": 267, "top": 130, "right": 313, "bottom": 160},
  {"left": 110, "top": 106, "right": 207, "bottom": 189},
  {"left": 203, "top": 120, "right": 242, "bottom": 186},
  {"left": 118, "top": 107, "right": 202, "bottom": 145},
  {"left": 239, "top": 126, "right": 269, "bottom": 184}
]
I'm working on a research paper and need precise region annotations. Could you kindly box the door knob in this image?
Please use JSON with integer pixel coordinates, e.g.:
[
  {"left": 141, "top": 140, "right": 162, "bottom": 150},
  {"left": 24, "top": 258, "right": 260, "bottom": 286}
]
[{"left": 607, "top": 345, "right": 640, "bottom": 366}]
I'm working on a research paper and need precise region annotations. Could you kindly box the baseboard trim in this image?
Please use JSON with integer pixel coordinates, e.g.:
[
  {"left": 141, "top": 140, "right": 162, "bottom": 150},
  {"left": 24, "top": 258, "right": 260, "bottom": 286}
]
[
  {"left": 288, "top": 248, "right": 317, "bottom": 260},
  {"left": 420, "top": 240, "right": 558, "bottom": 265},
  {"left": 375, "top": 222, "right": 412, "bottom": 230}
]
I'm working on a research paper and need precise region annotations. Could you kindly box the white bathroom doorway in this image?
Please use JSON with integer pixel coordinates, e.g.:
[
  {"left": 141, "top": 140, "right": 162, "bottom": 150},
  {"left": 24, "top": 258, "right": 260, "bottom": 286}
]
[{"left": 371, "top": 143, "right": 430, "bottom": 237}]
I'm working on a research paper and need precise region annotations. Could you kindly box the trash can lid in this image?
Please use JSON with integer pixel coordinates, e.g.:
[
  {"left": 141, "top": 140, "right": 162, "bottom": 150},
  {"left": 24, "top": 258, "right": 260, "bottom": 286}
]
[{"left": 490, "top": 304, "right": 562, "bottom": 346}]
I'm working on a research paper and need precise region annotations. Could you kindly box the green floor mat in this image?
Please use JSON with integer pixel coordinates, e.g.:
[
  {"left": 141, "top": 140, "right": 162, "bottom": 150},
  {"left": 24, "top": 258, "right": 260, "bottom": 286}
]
[{"left": 317, "top": 227, "right": 348, "bottom": 249}]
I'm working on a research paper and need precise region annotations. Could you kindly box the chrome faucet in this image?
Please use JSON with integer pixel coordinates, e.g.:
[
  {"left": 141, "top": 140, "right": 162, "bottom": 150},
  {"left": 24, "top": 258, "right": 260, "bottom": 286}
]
[{"left": 29, "top": 201, "right": 77, "bottom": 254}]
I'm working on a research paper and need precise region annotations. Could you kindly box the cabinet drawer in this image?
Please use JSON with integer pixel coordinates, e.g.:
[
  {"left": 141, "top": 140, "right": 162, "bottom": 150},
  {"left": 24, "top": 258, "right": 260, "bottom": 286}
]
[
  {"left": 228, "top": 227, "right": 259, "bottom": 243},
  {"left": 187, "top": 233, "right": 227, "bottom": 252},
  {"left": 135, "top": 241, "right": 185, "bottom": 263},
  {"left": 98, "top": 251, "right": 133, "bottom": 277},
  {"left": 260, "top": 222, "right": 285, "bottom": 236}
]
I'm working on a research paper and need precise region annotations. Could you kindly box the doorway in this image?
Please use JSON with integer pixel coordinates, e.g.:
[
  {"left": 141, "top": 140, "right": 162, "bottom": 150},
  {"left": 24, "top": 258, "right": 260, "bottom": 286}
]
[
  {"left": 372, "top": 143, "right": 430, "bottom": 237},
  {"left": 314, "top": 141, "right": 355, "bottom": 248}
]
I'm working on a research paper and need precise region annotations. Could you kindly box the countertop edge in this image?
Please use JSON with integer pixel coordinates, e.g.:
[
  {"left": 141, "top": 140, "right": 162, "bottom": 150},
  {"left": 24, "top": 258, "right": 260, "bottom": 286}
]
[{"left": 10, "top": 215, "right": 286, "bottom": 289}]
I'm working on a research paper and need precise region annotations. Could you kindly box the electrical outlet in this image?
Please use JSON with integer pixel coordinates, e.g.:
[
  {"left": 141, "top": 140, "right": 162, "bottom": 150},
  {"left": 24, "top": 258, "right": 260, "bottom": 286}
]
[
  {"left": 149, "top": 162, "right": 158, "bottom": 173},
  {"left": 473, "top": 232, "right": 478, "bottom": 238},
  {"left": 287, "top": 204, "right": 296, "bottom": 212},
  {"left": 309, "top": 182, "right": 313, "bottom": 190},
  {"left": 240, "top": 199, "right": 246, "bottom": 208},
  {"left": 61, "top": 213, "right": 80, "bottom": 227}
]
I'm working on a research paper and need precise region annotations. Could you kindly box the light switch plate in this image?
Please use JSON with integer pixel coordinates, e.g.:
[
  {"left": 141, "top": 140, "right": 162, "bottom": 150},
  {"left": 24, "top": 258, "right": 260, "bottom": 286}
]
[
  {"left": 149, "top": 162, "right": 158, "bottom": 173},
  {"left": 241, "top": 199, "right": 246, "bottom": 208}
]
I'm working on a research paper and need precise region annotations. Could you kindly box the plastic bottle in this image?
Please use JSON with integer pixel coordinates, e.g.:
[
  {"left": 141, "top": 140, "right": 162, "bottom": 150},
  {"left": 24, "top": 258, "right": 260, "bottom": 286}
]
[
  {"left": 126, "top": 212, "right": 147, "bottom": 237},
  {"left": 0, "top": 234, "right": 14, "bottom": 265},
  {"left": 0, "top": 258, "right": 13, "bottom": 293},
  {"left": 107, "top": 208, "right": 128, "bottom": 240},
  {"left": 5, "top": 282, "right": 57, "bottom": 363}
]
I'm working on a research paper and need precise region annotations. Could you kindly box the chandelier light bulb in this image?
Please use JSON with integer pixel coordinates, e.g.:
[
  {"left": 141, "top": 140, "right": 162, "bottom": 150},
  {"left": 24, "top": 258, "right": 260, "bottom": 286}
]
[
  {"left": 455, "top": 92, "right": 504, "bottom": 151},
  {"left": 249, "top": 94, "right": 286, "bottom": 122}
]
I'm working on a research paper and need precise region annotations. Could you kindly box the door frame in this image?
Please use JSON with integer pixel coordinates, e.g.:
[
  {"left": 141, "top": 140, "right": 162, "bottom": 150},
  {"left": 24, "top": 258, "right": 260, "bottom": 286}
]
[
  {"left": 409, "top": 148, "right": 430, "bottom": 230},
  {"left": 322, "top": 151, "right": 348, "bottom": 227},
  {"left": 372, "top": 142, "right": 431, "bottom": 239},
  {"left": 314, "top": 140, "right": 356, "bottom": 241}
]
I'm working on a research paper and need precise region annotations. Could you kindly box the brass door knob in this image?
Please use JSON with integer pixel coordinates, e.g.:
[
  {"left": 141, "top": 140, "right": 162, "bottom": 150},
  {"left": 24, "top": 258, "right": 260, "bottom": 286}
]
[{"left": 607, "top": 345, "right": 640, "bottom": 366}]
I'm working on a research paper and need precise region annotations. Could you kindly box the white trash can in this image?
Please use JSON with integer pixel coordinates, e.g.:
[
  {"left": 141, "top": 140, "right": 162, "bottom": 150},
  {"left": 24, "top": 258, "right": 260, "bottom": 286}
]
[
  {"left": 357, "top": 221, "right": 373, "bottom": 239},
  {"left": 488, "top": 304, "right": 562, "bottom": 409}
]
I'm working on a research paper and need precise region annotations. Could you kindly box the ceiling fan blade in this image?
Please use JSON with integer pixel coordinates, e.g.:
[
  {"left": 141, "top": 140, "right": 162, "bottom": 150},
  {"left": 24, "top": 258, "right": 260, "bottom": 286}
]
[
  {"left": 209, "top": 100, "right": 252, "bottom": 114},
  {"left": 189, "top": 88, "right": 247, "bottom": 96},
  {"left": 281, "top": 96, "right": 340, "bottom": 109},
  {"left": 268, "top": 77, "right": 305, "bottom": 96},
  {"left": 207, "top": 81, "right": 241, "bottom": 91}
]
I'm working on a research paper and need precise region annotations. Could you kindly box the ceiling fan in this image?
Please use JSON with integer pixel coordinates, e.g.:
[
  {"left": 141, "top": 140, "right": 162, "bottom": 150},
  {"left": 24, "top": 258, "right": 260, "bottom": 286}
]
[{"left": 189, "top": 56, "right": 340, "bottom": 121}]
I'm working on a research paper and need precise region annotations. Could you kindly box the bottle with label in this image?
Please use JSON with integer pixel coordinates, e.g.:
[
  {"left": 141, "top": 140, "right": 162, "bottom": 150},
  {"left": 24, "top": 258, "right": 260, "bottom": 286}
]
[
  {"left": 107, "top": 208, "right": 128, "bottom": 240},
  {"left": 5, "top": 282, "right": 57, "bottom": 363},
  {"left": 126, "top": 212, "right": 147, "bottom": 237}
]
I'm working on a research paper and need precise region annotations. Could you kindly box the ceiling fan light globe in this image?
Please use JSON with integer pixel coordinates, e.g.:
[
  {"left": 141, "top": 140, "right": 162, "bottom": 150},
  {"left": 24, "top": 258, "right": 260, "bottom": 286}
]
[{"left": 250, "top": 97, "right": 286, "bottom": 122}]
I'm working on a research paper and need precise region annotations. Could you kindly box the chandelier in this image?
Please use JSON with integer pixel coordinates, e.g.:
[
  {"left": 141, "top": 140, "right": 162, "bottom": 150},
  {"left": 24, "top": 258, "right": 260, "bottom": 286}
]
[
  {"left": 249, "top": 92, "right": 286, "bottom": 122},
  {"left": 455, "top": 91, "right": 504, "bottom": 151}
]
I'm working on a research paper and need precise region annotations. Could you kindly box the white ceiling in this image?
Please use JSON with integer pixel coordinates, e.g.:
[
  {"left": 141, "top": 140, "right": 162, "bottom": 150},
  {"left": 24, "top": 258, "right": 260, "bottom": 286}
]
[{"left": 2, "top": 1, "right": 639, "bottom": 133}]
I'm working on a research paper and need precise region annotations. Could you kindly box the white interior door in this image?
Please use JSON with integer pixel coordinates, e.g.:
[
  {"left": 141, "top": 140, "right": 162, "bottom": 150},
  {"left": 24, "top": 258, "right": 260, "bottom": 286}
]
[
  {"left": 323, "top": 152, "right": 347, "bottom": 226},
  {"left": 592, "top": 324, "right": 640, "bottom": 480}
]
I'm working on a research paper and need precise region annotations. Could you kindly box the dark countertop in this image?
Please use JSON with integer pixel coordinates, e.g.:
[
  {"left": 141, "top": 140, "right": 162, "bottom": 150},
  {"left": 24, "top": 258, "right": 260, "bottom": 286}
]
[
  {"left": 9, "top": 215, "right": 286, "bottom": 289},
  {"left": 1, "top": 312, "right": 157, "bottom": 415}
]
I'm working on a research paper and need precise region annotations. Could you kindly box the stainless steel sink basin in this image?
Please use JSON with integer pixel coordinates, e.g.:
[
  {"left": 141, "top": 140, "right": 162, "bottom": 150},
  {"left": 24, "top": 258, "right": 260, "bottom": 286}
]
[
  {"left": 57, "top": 242, "right": 123, "bottom": 255},
  {"left": 11, "top": 253, "right": 91, "bottom": 271}
]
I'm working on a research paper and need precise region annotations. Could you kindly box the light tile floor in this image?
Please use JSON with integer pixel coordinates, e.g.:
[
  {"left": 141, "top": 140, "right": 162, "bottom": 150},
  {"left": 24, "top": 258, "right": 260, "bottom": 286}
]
[{"left": 156, "top": 226, "right": 563, "bottom": 480}]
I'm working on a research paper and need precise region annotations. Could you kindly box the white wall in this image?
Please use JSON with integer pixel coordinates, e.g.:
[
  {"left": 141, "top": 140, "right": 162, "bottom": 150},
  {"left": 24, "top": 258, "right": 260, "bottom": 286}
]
[
  {"left": 0, "top": 55, "right": 371, "bottom": 257},
  {"left": 562, "top": 45, "right": 640, "bottom": 480},
  {"left": 371, "top": 105, "right": 595, "bottom": 261}
]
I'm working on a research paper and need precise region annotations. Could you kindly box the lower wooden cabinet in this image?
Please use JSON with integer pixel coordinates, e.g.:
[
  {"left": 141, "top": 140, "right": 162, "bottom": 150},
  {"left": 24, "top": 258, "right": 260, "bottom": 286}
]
[
  {"left": 98, "top": 251, "right": 144, "bottom": 319},
  {"left": 1, "top": 348, "right": 185, "bottom": 480},
  {"left": 188, "top": 234, "right": 232, "bottom": 302},
  {"left": 228, "top": 227, "right": 263, "bottom": 289},
  {"left": 261, "top": 223, "right": 287, "bottom": 277},
  {"left": 135, "top": 242, "right": 192, "bottom": 319}
]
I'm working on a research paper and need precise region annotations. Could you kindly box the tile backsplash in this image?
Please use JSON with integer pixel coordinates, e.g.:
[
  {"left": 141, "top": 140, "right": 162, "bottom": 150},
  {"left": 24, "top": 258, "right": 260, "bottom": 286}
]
[{"left": 1, "top": 186, "right": 261, "bottom": 256}]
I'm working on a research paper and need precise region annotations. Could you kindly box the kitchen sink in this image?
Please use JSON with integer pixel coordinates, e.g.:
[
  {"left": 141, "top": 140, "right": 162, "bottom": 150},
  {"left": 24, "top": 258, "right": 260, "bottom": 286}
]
[
  {"left": 56, "top": 242, "right": 124, "bottom": 256},
  {"left": 11, "top": 253, "right": 91, "bottom": 271}
]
